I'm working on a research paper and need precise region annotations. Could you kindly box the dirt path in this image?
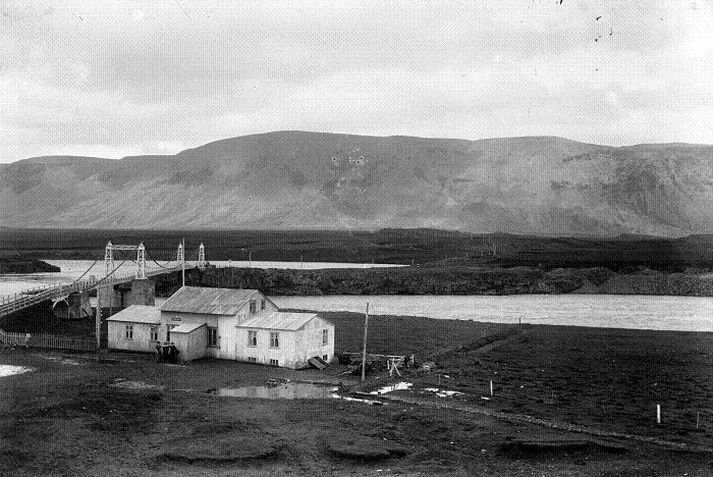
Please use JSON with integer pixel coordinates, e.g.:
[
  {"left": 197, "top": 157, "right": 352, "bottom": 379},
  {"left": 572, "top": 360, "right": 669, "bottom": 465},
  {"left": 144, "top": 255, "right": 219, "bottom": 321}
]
[{"left": 379, "top": 393, "right": 713, "bottom": 454}]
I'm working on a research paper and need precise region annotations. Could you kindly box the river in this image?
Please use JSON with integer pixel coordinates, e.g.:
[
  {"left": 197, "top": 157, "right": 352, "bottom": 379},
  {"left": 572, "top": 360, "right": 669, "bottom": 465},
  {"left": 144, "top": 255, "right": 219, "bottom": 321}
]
[
  {"left": 2, "top": 261, "right": 710, "bottom": 333},
  {"left": 0, "top": 259, "right": 404, "bottom": 296},
  {"left": 270, "top": 294, "right": 713, "bottom": 333}
]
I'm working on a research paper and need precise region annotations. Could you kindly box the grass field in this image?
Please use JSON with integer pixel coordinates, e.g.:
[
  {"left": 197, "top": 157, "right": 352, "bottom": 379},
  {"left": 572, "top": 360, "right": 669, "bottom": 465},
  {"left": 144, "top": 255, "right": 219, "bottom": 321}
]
[{"left": 1, "top": 313, "right": 712, "bottom": 475}]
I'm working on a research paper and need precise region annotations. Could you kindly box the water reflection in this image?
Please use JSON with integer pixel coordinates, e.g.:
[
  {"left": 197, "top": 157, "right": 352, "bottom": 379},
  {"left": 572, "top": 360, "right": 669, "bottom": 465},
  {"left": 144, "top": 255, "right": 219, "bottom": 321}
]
[{"left": 217, "top": 382, "right": 339, "bottom": 399}]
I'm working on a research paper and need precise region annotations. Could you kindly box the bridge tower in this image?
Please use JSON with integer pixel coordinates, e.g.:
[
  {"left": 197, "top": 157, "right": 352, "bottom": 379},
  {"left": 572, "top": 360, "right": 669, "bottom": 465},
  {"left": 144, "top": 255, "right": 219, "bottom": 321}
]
[
  {"left": 105, "top": 241, "right": 114, "bottom": 283},
  {"left": 177, "top": 242, "right": 184, "bottom": 263},
  {"left": 198, "top": 243, "right": 206, "bottom": 269},
  {"left": 136, "top": 243, "right": 146, "bottom": 279}
]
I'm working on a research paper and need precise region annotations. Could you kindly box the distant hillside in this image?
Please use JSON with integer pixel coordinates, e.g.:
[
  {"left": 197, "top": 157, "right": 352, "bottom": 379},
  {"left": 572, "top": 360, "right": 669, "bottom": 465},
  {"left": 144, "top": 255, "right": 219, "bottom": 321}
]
[{"left": 1, "top": 131, "right": 712, "bottom": 236}]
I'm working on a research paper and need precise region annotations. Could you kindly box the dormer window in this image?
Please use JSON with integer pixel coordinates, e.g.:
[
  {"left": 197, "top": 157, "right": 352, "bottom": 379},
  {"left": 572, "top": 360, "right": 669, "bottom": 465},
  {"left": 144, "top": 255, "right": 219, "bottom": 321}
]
[{"left": 249, "top": 299, "right": 256, "bottom": 314}]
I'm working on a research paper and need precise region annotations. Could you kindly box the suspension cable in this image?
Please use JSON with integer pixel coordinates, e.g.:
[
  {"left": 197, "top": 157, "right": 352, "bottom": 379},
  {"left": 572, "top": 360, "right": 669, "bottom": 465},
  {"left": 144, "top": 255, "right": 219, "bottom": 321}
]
[
  {"left": 71, "top": 256, "right": 101, "bottom": 284},
  {"left": 145, "top": 248, "right": 177, "bottom": 270}
]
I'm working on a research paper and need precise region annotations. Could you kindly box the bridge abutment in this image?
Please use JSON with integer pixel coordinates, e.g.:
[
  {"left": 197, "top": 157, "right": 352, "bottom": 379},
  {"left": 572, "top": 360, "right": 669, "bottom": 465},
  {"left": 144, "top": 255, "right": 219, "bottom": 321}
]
[{"left": 126, "top": 278, "right": 155, "bottom": 307}]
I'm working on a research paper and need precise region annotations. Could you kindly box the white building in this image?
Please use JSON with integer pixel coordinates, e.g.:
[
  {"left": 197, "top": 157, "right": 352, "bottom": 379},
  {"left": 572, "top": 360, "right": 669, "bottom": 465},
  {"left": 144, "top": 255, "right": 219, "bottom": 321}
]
[{"left": 106, "top": 286, "right": 335, "bottom": 368}]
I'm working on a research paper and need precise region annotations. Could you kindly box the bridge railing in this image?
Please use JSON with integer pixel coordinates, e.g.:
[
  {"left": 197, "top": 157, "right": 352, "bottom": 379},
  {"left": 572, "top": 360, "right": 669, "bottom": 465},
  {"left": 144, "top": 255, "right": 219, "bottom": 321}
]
[{"left": 0, "top": 262, "right": 193, "bottom": 316}]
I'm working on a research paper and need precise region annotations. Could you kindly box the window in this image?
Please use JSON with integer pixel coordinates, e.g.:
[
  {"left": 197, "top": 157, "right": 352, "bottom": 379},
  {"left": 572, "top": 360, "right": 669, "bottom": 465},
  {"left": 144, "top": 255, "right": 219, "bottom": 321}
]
[
  {"left": 248, "top": 330, "right": 257, "bottom": 347},
  {"left": 150, "top": 326, "right": 159, "bottom": 342},
  {"left": 323, "top": 355, "right": 328, "bottom": 361},
  {"left": 261, "top": 298, "right": 266, "bottom": 310},
  {"left": 249, "top": 299, "right": 256, "bottom": 314},
  {"left": 248, "top": 357, "right": 257, "bottom": 363},
  {"left": 270, "top": 332, "right": 280, "bottom": 349},
  {"left": 322, "top": 329, "right": 328, "bottom": 345},
  {"left": 125, "top": 325, "right": 133, "bottom": 340},
  {"left": 269, "top": 359, "right": 279, "bottom": 366},
  {"left": 207, "top": 327, "right": 218, "bottom": 347}
]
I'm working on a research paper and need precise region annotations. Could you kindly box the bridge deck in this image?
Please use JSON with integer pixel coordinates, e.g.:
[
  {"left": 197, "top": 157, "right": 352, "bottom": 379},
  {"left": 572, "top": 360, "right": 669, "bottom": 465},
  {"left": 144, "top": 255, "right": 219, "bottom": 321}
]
[{"left": 0, "top": 264, "right": 195, "bottom": 318}]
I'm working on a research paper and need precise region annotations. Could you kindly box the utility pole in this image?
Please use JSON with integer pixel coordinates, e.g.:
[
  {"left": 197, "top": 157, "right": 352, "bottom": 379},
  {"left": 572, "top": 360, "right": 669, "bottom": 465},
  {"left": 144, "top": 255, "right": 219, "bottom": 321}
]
[
  {"left": 181, "top": 238, "right": 186, "bottom": 287},
  {"left": 361, "top": 302, "right": 370, "bottom": 382},
  {"left": 95, "top": 283, "right": 102, "bottom": 360}
]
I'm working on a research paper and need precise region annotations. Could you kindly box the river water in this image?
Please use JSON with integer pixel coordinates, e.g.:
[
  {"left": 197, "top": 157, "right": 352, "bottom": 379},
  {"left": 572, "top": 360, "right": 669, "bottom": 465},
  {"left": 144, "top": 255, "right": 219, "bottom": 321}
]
[
  {"left": 0, "top": 259, "right": 404, "bottom": 296},
  {"left": 271, "top": 294, "right": 713, "bottom": 333},
  {"left": 2, "top": 261, "right": 711, "bottom": 333}
]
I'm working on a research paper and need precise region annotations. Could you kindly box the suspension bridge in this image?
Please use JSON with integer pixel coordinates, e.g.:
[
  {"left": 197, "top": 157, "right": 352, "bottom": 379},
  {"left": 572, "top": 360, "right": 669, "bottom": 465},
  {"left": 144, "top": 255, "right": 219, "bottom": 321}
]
[{"left": 0, "top": 241, "right": 207, "bottom": 319}]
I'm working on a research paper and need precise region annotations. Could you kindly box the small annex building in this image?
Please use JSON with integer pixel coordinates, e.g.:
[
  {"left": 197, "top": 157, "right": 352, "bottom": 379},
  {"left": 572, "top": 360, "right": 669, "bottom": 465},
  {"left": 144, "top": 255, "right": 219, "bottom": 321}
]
[
  {"left": 106, "top": 286, "right": 335, "bottom": 369},
  {"left": 106, "top": 305, "right": 161, "bottom": 354}
]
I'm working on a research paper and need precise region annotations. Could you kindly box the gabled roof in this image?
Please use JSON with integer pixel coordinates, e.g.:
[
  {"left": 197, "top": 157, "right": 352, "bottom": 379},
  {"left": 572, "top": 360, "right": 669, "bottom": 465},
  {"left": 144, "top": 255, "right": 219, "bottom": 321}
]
[
  {"left": 107, "top": 305, "right": 160, "bottom": 324},
  {"left": 171, "top": 322, "right": 207, "bottom": 333},
  {"left": 160, "top": 286, "right": 261, "bottom": 315},
  {"left": 237, "top": 312, "right": 330, "bottom": 331}
]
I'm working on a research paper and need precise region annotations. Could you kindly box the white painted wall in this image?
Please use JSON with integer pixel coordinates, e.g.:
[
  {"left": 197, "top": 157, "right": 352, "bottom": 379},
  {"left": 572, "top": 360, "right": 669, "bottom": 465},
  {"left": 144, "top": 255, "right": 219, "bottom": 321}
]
[
  {"left": 172, "top": 325, "right": 208, "bottom": 361},
  {"left": 233, "top": 327, "right": 298, "bottom": 367},
  {"left": 293, "top": 317, "right": 335, "bottom": 367},
  {"left": 107, "top": 321, "right": 161, "bottom": 353}
]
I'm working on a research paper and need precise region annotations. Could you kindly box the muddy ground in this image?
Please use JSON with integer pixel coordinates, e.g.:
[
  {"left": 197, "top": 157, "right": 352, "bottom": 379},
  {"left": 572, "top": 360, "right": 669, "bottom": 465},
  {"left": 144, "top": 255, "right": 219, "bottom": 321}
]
[{"left": 1, "top": 317, "right": 712, "bottom": 475}]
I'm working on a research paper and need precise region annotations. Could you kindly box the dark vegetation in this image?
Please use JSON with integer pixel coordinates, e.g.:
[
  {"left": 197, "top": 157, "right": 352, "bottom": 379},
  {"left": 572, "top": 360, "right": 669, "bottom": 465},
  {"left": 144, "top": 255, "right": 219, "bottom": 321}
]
[
  {"left": 0, "top": 252, "right": 59, "bottom": 274},
  {"left": 3, "top": 227, "right": 713, "bottom": 270},
  {"left": 152, "top": 263, "right": 713, "bottom": 297},
  {"left": 417, "top": 325, "right": 713, "bottom": 449},
  {"left": 5, "top": 227, "right": 713, "bottom": 296}
]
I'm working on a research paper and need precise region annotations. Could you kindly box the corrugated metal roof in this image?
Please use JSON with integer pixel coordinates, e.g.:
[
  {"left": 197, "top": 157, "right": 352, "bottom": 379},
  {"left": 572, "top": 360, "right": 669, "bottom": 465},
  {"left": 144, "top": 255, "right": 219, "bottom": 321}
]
[
  {"left": 171, "top": 322, "right": 206, "bottom": 333},
  {"left": 160, "top": 286, "right": 260, "bottom": 315},
  {"left": 237, "top": 312, "right": 321, "bottom": 331},
  {"left": 107, "top": 305, "right": 161, "bottom": 324}
]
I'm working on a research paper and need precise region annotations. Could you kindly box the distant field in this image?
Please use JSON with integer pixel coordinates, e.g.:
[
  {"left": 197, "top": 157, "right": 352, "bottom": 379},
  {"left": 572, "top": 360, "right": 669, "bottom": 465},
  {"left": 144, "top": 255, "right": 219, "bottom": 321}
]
[{"left": 3, "top": 227, "right": 713, "bottom": 270}]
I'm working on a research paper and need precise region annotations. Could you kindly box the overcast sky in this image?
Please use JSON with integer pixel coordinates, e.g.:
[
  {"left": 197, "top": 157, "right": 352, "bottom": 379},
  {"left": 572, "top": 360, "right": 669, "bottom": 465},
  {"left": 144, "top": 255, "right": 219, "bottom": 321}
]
[{"left": 1, "top": 1, "right": 712, "bottom": 163}]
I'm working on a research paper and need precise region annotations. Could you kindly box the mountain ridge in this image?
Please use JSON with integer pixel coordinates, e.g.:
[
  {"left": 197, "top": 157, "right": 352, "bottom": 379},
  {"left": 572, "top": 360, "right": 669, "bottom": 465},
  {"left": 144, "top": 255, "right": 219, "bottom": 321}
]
[{"left": 1, "top": 131, "right": 711, "bottom": 236}]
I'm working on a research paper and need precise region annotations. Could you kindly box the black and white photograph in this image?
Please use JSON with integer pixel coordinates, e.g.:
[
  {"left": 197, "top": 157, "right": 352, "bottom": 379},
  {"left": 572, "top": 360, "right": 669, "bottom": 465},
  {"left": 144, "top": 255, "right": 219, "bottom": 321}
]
[{"left": 1, "top": 1, "right": 712, "bottom": 475}]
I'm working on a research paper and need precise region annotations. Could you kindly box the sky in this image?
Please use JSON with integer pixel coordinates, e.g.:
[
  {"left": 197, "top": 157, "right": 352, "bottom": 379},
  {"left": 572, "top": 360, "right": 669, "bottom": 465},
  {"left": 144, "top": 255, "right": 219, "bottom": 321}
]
[{"left": 1, "top": 0, "right": 712, "bottom": 163}]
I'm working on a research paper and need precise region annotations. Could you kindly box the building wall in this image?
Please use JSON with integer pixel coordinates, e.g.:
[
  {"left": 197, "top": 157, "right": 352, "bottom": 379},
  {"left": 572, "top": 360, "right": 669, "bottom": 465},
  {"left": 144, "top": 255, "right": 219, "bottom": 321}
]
[
  {"left": 234, "top": 328, "right": 298, "bottom": 368},
  {"left": 159, "top": 291, "right": 278, "bottom": 359},
  {"left": 172, "top": 326, "right": 208, "bottom": 361},
  {"left": 108, "top": 321, "right": 161, "bottom": 353},
  {"left": 293, "top": 317, "right": 335, "bottom": 367}
]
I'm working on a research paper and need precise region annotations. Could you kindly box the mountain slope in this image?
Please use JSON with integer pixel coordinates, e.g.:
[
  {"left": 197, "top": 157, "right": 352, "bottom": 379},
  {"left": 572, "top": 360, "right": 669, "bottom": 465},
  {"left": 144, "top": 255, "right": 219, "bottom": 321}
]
[{"left": 1, "top": 131, "right": 712, "bottom": 236}]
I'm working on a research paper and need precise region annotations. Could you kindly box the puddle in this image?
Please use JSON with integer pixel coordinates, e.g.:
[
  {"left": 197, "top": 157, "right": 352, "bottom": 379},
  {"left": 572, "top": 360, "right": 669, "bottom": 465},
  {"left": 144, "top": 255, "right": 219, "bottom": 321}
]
[
  {"left": 44, "top": 356, "right": 82, "bottom": 366},
  {"left": 216, "top": 383, "right": 386, "bottom": 405},
  {"left": 110, "top": 379, "right": 164, "bottom": 391},
  {"left": 0, "top": 365, "right": 34, "bottom": 377},
  {"left": 337, "top": 395, "right": 385, "bottom": 406},
  {"left": 217, "top": 382, "right": 338, "bottom": 399},
  {"left": 422, "top": 387, "right": 464, "bottom": 398},
  {"left": 369, "top": 382, "right": 413, "bottom": 395}
]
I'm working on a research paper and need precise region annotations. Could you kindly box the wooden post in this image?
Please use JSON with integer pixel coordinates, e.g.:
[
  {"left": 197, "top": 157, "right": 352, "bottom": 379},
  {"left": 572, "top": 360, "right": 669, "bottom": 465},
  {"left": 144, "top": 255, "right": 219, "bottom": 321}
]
[
  {"left": 361, "top": 302, "right": 369, "bottom": 382},
  {"left": 696, "top": 411, "right": 700, "bottom": 429},
  {"left": 656, "top": 404, "right": 661, "bottom": 424},
  {"left": 182, "top": 238, "right": 186, "bottom": 287},
  {"left": 95, "top": 287, "right": 102, "bottom": 360},
  {"left": 490, "top": 380, "right": 494, "bottom": 397}
]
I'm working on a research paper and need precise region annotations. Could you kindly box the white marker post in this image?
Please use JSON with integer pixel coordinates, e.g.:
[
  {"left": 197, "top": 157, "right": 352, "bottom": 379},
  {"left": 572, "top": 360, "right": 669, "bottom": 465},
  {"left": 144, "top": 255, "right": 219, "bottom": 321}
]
[
  {"left": 361, "top": 302, "right": 369, "bottom": 382},
  {"left": 656, "top": 404, "right": 661, "bottom": 424},
  {"left": 490, "top": 380, "right": 494, "bottom": 397}
]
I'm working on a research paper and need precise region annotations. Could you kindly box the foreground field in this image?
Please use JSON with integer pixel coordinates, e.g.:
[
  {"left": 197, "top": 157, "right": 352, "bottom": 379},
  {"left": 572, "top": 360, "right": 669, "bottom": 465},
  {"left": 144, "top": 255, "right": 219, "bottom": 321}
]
[{"left": 1, "top": 315, "right": 712, "bottom": 475}]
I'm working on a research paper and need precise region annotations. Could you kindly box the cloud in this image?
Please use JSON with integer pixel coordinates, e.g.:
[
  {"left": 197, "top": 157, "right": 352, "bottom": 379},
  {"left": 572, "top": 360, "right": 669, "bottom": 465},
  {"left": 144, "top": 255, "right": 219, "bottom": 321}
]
[{"left": 1, "top": 0, "right": 712, "bottom": 162}]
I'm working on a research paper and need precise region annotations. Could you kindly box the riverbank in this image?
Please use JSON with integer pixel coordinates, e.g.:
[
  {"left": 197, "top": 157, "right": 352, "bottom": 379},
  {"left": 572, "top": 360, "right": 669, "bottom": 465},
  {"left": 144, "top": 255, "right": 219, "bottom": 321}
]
[
  {"left": 153, "top": 264, "right": 713, "bottom": 297},
  {"left": 1, "top": 315, "right": 711, "bottom": 475},
  {"left": 0, "top": 256, "right": 59, "bottom": 274}
]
